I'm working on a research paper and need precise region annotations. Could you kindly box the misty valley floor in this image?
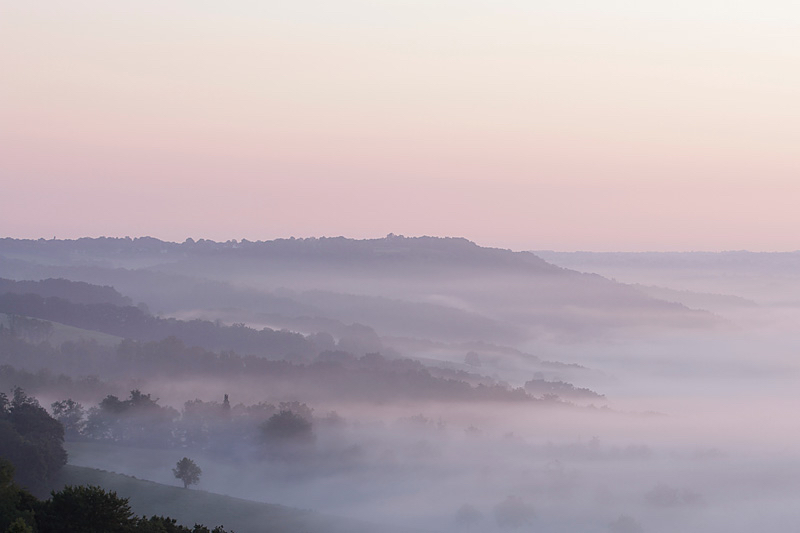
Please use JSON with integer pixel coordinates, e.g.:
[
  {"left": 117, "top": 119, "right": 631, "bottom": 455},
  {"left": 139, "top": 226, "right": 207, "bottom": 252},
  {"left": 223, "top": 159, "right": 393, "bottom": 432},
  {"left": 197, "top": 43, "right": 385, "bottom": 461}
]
[{"left": 4, "top": 238, "right": 800, "bottom": 532}]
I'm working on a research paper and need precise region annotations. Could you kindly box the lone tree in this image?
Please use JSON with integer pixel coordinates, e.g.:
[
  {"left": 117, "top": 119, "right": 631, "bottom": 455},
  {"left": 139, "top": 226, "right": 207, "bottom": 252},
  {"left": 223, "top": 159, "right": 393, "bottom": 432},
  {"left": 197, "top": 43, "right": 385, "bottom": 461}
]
[{"left": 172, "top": 457, "right": 201, "bottom": 489}]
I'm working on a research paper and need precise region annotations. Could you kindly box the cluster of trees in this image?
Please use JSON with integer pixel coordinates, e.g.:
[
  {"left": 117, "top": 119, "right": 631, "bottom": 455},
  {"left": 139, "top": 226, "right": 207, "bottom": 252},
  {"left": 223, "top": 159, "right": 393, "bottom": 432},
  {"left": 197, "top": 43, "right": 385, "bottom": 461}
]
[
  {"left": 0, "top": 281, "right": 597, "bottom": 406},
  {"left": 523, "top": 378, "right": 605, "bottom": 401},
  {"left": 0, "top": 388, "right": 66, "bottom": 490},
  {"left": 0, "top": 461, "right": 229, "bottom": 533},
  {"left": 0, "top": 293, "right": 314, "bottom": 359},
  {"left": 49, "top": 391, "right": 178, "bottom": 448},
  {"left": 50, "top": 391, "right": 317, "bottom": 456},
  {"left": 0, "top": 389, "right": 226, "bottom": 531},
  {"left": 84, "top": 391, "right": 179, "bottom": 447},
  {"left": 1, "top": 325, "right": 535, "bottom": 404},
  {"left": 0, "top": 278, "right": 132, "bottom": 307},
  {"left": 0, "top": 364, "right": 112, "bottom": 406}
]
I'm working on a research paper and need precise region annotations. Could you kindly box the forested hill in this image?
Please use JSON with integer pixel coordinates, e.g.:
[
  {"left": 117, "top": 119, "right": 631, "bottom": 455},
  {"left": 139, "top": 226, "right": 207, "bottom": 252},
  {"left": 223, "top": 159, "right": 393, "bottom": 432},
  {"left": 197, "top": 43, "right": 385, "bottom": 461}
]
[
  {"left": 0, "top": 292, "right": 314, "bottom": 359},
  {"left": 0, "top": 236, "right": 721, "bottom": 341},
  {"left": 0, "top": 235, "right": 562, "bottom": 273},
  {"left": 0, "top": 277, "right": 131, "bottom": 306}
]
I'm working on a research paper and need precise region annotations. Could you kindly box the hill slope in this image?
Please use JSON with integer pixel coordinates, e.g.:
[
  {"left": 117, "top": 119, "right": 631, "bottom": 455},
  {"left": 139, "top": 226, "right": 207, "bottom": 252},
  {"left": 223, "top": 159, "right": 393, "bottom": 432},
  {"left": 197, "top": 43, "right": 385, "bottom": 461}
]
[
  {"left": 47, "top": 465, "right": 408, "bottom": 533},
  {"left": 0, "top": 236, "right": 719, "bottom": 344}
]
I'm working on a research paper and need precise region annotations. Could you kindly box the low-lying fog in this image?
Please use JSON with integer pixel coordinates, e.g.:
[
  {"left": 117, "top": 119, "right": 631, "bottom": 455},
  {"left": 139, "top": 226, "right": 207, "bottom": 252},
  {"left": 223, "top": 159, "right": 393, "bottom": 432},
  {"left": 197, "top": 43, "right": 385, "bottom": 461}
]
[
  {"left": 61, "top": 302, "right": 800, "bottom": 533},
  {"left": 6, "top": 240, "right": 800, "bottom": 532}
]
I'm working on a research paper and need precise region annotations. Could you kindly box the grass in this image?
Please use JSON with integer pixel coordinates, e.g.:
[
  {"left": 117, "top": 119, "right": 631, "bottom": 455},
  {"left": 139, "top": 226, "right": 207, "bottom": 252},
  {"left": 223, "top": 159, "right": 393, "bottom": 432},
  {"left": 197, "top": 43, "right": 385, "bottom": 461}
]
[{"left": 47, "top": 464, "right": 387, "bottom": 533}]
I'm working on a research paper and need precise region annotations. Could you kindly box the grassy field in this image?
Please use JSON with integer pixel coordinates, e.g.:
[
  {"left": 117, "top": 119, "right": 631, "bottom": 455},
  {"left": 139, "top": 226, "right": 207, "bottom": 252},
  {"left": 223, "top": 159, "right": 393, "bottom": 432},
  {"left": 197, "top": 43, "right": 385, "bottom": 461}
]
[{"left": 47, "top": 464, "right": 393, "bottom": 533}]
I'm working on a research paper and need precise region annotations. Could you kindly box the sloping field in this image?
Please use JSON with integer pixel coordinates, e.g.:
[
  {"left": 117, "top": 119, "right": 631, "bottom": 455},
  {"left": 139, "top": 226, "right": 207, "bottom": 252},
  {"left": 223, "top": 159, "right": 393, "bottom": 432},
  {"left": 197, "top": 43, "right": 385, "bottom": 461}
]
[{"left": 48, "top": 465, "right": 404, "bottom": 533}]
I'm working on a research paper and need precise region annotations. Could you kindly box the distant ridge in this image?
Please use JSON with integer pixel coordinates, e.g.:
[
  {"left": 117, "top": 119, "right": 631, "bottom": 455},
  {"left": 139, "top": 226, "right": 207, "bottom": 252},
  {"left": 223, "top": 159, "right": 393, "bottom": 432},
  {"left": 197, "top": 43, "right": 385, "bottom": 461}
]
[
  {"left": 0, "top": 236, "right": 721, "bottom": 340},
  {"left": 1, "top": 235, "right": 563, "bottom": 273}
]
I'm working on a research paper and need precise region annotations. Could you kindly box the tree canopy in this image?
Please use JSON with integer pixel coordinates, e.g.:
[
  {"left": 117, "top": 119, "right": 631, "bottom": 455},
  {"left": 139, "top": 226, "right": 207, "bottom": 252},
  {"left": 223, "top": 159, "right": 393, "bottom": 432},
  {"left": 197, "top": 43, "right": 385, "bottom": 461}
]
[
  {"left": 0, "top": 464, "right": 230, "bottom": 533},
  {"left": 173, "top": 458, "right": 202, "bottom": 489},
  {"left": 0, "top": 388, "right": 67, "bottom": 490}
]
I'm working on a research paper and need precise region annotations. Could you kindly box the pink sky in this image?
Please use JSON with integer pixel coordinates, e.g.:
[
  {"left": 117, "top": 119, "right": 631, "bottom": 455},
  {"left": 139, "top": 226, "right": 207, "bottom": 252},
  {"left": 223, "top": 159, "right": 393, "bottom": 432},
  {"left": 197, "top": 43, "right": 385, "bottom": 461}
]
[{"left": 2, "top": 1, "right": 799, "bottom": 251}]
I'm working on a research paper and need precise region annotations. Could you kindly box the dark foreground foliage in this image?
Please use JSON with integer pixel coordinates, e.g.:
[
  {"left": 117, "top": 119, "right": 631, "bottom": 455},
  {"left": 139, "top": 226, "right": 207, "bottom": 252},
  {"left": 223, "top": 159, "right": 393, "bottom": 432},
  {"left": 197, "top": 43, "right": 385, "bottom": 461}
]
[
  {"left": 0, "top": 388, "right": 67, "bottom": 491},
  {"left": 0, "top": 460, "right": 230, "bottom": 533}
]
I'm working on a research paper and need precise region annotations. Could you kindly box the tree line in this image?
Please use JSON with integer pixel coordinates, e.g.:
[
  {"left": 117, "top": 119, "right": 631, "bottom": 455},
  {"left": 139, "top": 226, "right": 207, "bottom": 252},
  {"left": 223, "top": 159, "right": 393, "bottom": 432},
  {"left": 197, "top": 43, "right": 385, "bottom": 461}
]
[
  {"left": 0, "top": 388, "right": 232, "bottom": 532},
  {"left": 51, "top": 390, "right": 317, "bottom": 455},
  {"left": 0, "top": 326, "right": 535, "bottom": 404},
  {"left": 0, "top": 293, "right": 313, "bottom": 359}
]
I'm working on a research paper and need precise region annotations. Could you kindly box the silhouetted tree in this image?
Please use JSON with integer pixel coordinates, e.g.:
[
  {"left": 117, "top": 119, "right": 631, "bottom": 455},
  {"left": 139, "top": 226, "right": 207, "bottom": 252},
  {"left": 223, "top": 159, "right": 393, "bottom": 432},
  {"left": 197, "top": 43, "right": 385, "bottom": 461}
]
[
  {"left": 173, "top": 457, "right": 202, "bottom": 489},
  {"left": 85, "top": 390, "right": 178, "bottom": 445},
  {"left": 222, "top": 394, "right": 230, "bottom": 415},
  {"left": 0, "top": 388, "right": 66, "bottom": 489},
  {"left": 464, "top": 351, "right": 482, "bottom": 367},
  {"left": 51, "top": 399, "right": 85, "bottom": 439},
  {"left": 261, "top": 410, "right": 313, "bottom": 442},
  {"left": 0, "top": 459, "right": 36, "bottom": 532}
]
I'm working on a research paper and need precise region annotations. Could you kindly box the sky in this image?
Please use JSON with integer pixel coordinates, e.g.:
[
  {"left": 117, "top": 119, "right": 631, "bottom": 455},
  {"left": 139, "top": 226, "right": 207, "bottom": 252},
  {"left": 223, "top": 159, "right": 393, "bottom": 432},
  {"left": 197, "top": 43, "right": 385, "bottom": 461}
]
[{"left": 1, "top": 0, "right": 799, "bottom": 252}]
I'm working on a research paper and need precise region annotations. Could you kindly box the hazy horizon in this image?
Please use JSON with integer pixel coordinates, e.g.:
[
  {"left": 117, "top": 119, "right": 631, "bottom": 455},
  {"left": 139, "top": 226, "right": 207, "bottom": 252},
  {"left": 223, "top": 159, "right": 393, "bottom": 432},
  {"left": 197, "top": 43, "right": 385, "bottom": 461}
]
[{"left": 4, "top": 233, "right": 800, "bottom": 255}]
